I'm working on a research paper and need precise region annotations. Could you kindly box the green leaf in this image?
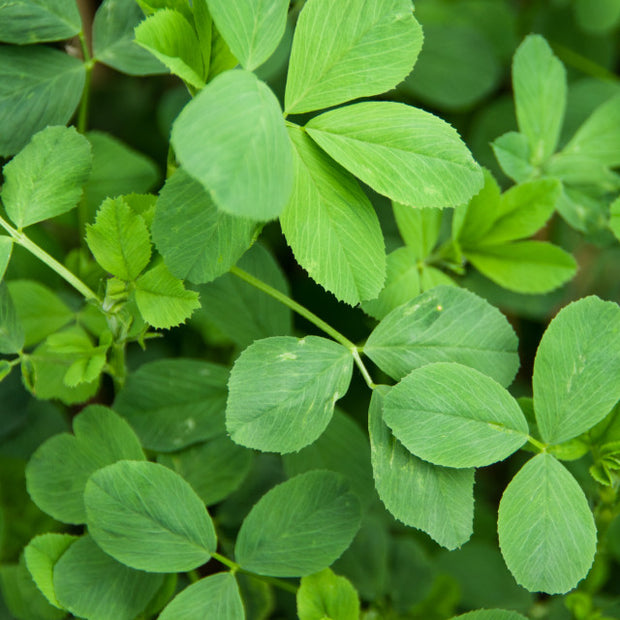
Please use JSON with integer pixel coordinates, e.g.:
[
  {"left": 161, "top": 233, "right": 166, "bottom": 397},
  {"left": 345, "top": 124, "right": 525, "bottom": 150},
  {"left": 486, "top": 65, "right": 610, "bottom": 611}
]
[
  {"left": 281, "top": 125, "right": 386, "bottom": 305},
  {"left": 498, "top": 453, "right": 596, "bottom": 593},
  {"left": 574, "top": 0, "right": 620, "bottom": 33},
  {"left": 452, "top": 611, "right": 528, "bottom": 620},
  {"left": 384, "top": 363, "right": 528, "bottom": 468},
  {"left": 209, "top": 23, "right": 239, "bottom": 80},
  {"left": 93, "top": 0, "right": 166, "bottom": 75},
  {"left": 134, "top": 262, "right": 201, "bottom": 329},
  {"left": 226, "top": 336, "right": 353, "bottom": 453},
  {"left": 159, "top": 573, "right": 244, "bottom": 620},
  {"left": 611, "top": 196, "right": 620, "bottom": 241},
  {"left": 284, "top": 0, "right": 422, "bottom": 114},
  {"left": 512, "top": 35, "right": 566, "bottom": 165},
  {"left": 306, "top": 102, "right": 483, "bottom": 208},
  {"left": 419, "top": 264, "right": 456, "bottom": 290},
  {"left": 533, "top": 296, "right": 620, "bottom": 445},
  {"left": 54, "top": 535, "right": 164, "bottom": 620},
  {"left": 365, "top": 285, "right": 519, "bottom": 386},
  {"left": 0, "top": 236, "right": 12, "bottom": 283},
  {"left": 297, "top": 568, "right": 360, "bottom": 620},
  {"left": 24, "top": 533, "right": 78, "bottom": 609},
  {"left": 206, "top": 0, "right": 288, "bottom": 71},
  {"left": 114, "top": 358, "right": 228, "bottom": 452},
  {"left": 2, "top": 126, "right": 92, "bottom": 229},
  {"left": 172, "top": 69, "right": 293, "bottom": 220},
  {"left": 369, "top": 387, "right": 474, "bottom": 550},
  {"left": 85, "top": 460, "right": 217, "bottom": 572},
  {"left": 0, "top": 45, "right": 85, "bottom": 157},
  {"left": 465, "top": 241, "right": 576, "bottom": 294},
  {"left": 0, "top": 0, "right": 81, "bottom": 44},
  {"left": 235, "top": 470, "right": 361, "bottom": 577},
  {"left": 152, "top": 168, "right": 257, "bottom": 284},
  {"left": 0, "top": 282, "right": 24, "bottom": 354},
  {"left": 134, "top": 9, "right": 205, "bottom": 88},
  {"left": 0, "top": 359, "right": 11, "bottom": 382},
  {"left": 393, "top": 203, "right": 442, "bottom": 259},
  {"left": 491, "top": 132, "right": 535, "bottom": 183},
  {"left": 25, "top": 405, "right": 145, "bottom": 524}
]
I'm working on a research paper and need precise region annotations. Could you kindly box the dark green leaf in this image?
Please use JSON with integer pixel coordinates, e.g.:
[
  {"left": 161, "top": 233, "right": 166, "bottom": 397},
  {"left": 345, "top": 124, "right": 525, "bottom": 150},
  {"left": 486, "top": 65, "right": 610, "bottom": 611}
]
[{"left": 0, "top": 282, "right": 24, "bottom": 354}]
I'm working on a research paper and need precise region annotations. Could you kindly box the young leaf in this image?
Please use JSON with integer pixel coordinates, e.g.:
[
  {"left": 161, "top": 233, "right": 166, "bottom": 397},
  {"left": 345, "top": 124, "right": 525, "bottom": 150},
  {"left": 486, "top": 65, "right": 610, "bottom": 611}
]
[
  {"left": 306, "top": 102, "right": 483, "bottom": 208},
  {"left": 297, "top": 568, "right": 360, "bottom": 620},
  {"left": 54, "top": 535, "right": 164, "bottom": 620},
  {"left": 465, "top": 241, "right": 576, "bottom": 294},
  {"left": 152, "top": 168, "right": 256, "bottom": 284},
  {"left": 498, "top": 453, "right": 596, "bottom": 593},
  {"left": 172, "top": 69, "right": 293, "bottom": 220},
  {"left": 364, "top": 286, "right": 519, "bottom": 387},
  {"left": 284, "top": 0, "right": 422, "bottom": 114},
  {"left": 452, "top": 611, "right": 528, "bottom": 620},
  {"left": 0, "top": 282, "right": 24, "bottom": 354},
  {"left": 533, "top": 296, "right": 620, "bottom": 445},
  {"left": 383, "top": 363, "right": 528, "bottom": 468},
  {"left": 85, "top": 460, "right": 218, "bottom": 572},
  {"left": 226, "top": 336, "right": 353, "bottom": 453},
  {"left": 280, "top": 125, "right": 386, "bottom": 305},
  {"left": 0, "top": 46, "right": 85, "bottom": 156},
  {"left": 134, "top": 262, "right": 201, "bottom": 329},
  {"left": 0, "top": 236, "right": 12, "bottom": 282},
  {"left": 491, "top": 132, "right": 535, "bottom": 183},
  {"left": 393, "top": 203, "right": 442, "bottom": 259},
  {"left": 114, "top": 358, "right": 228, "bottom": 452},
  {"left": 86, "top": 197, "right": 151, "bottom": 281},
  {"left": 25, "top": 405, "right": 145, "bottom": 524},
  {"left": 369, "top": 388, "right": 474, "bottom": 550},
  {"left": 159, "top": 573, "right": 244, "bottom": 620},
  {"left": 206, "top": 0, "right": 289, "bottom": 71},
  {"left": 512, "top": 35, "right": 566, "bottom": 165},
  {"left": 235, "top": 470, "right": 361, "bottom": 577},
  {"left": 2, "top": 126, "right": 92, "bottom": 228},
  {"left": 134, "top": 9, "right": 205, "bottom": 88}
]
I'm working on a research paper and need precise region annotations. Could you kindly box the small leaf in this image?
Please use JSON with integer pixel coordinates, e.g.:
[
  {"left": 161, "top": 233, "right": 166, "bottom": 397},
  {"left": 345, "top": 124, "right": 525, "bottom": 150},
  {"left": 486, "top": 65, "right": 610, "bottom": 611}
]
[
  {"left": 393, "top": 203, "right": 442, "bottom": 259},
  {"left": 297, "top": 568, "right": 360, "bottom": 620},
  {"left": 2, "top": 126, "right": 92, "bottom": 228},
  {"left": 491, "top": 132, "right": 535, "bottom": 183},
  {"left": 85, "top": 460, "right": 217, "bottom": 572},
  {"left": 134, "top": 262, "right": 201, "bottom": 329},
  {"left": 0, "top": 282, "right": 24, "bottom": 354},
  {"left": 0, "top": 0, "right": 81, "bottom": 43},
  {"left": 226, "top": 336, "right": 353, "bottom": 453},
  {"left": 498, "top": 453, "right": 596, "bottom": 593},
  {"left": 159, "top": 573, "right": 244, "bottom": 620},
  {"left": 235, "top": 470, "right": 361, "bottom": 577},
  {"left": 285, "top": 0, "right": 422, "bottom": 114},
  {"left": 306, "top": 102, "right": 483, "bottom": 208},
  {"left": 0, "top": 236, "right": 12, "bottom": 283}
]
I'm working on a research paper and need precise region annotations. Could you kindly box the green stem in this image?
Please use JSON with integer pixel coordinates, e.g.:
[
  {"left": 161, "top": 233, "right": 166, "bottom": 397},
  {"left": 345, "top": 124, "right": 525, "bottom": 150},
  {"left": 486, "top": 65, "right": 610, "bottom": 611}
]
[
  {"left": 527, "top": 435, "right": 547, "bottom": 453},
  {"left": 551, "top": 42, "right": 620, "bottom": 84},
  {"left": 77, "top": 32, "right": 94, "bottom": 134},
  {"left": 352, "top": 347, "right": 376, "bottom": 390}
]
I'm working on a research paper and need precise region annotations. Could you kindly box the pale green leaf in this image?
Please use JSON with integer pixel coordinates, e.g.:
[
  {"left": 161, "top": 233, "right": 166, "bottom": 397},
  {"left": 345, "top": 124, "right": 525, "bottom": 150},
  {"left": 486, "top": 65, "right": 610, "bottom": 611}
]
[
  {"left": 533, "top": 296, "right": 620, "bottom": 445},
  {"left": 498, "top": 453, "right": 596, "bottom": 593},
  {"left": 491, "top": 131, "right": 535, "bottom": 183},
  {"left": 54, "top": 535, "right": 164, "bottom": 620},
  {"left": 85, "top": 460, "right": 217, "bottom": 572},
  {"left": 512, "top": 35, "right": 566, "bottom": 165},
  {"left": 0, "top": 282, "right": 24, "bottom": 354},
  {"left": 306, "top": 102, "right": 483, "bottom": 208},
  {"left": 209, "top": 23, "right": 239, "bottom": 80},
  {"left": 2, "top": 126, "right": 92, "bottom": 228},
  {"left": 369, "top": 388, "right": 474, "bottom": 550},
  {"left": 465, "top": 241, "right": 576, "bottom": 294},
  {"left": 285, "top": 0, "right": 422, "bottom": 114},
  {"left": 383, "top": 362, "right": 528, "bottom": 468},
  {"left": 281, "top": 125, "right": 386, "bottom": 305},
  {"left": 134, "top": 262, "right": 201, "bottom": 329},
  {"left": 452, "top": 611, "right": 528, "bottom": 620},
  {"left": 86, "top": 197, "right": 151, "bottom": 281},
  {"left": 172, "top": 69, "right": 292, "bottom": 220},
  {"left": 0, "top": 236, "right": 12, "bottom": 283},
  {"left": 298, "top": 568, "right": 360, "bottom": 620},
  {"left": 192, "top": 0, "right": 212, "bottom": 78},
  {"left": 0, "top": 46, "right": 85, "bottom": 157},
  {"left": 419, "top": 264, "right": 456, "bottom": 290},
  {"left": 611, "top": 196, "right": 620, "bottom": 241},
  {"left": 152, "top": 168, "right": 256, "bottom": 284},
  {"left": 26, "top": 405, "right": 145, "bottom": 524},
  {"left": 393, "top": 203, "right": 442, "bottom": 259},
  {"left": 235, "top": 470, "right": 361, "bottom": 577},
  {"left": 134, "top": 9, "right": 205, "bottom": 88},
  {"left": 114, "top": 358, "right": 228, "bottom": 452},
  {"left": 364, "top": 285, "right": 519, "bottom": 386},
  {"left": 226, "top": 336, "right": 353, "bottom": 453},
  {"left": 206, "top": 0, "right": 288, "bottom": 71},
  {"left": 159, "top": 573, "right": 244, "bottom": 620}
]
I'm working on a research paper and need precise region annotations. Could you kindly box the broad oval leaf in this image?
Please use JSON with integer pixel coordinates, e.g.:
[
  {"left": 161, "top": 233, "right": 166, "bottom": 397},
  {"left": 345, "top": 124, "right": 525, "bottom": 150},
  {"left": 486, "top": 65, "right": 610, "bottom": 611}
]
[
  {"left": 533, "top": 296, "right": 620, "bottom": 445},
  {"left": 172, "top": 69, "right": 293, "bottom": 220},
  {"left": 383, "top": 363, "right": 528, "bottom": 468},
  {"left": 235, "top": 470, "right": 361, "bottom": 577},
  {"left": 226, "top": 336, "right": 353, "bottom": 453},
  {"left": 285, "top": 0, "right": 422, "bottom": 114},
  {"left": 297, "top": 568, "right": 360, "bottom": 620},
  {"left": 85, "top": 460, "right": 217, "bottom": 572},
  {"left": 306, "top": 102, "right": 483, "bottom": 208},
  {"left": 364, "top": 286, "right": 519, "bottom": 386},
  {"left": 498, "top": 453, "right": 596, "bottom": 593}
]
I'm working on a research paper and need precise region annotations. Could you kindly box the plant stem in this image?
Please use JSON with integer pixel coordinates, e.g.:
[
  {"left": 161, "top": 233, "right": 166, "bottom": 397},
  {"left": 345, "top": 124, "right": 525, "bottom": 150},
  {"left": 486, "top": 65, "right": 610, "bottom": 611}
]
[
  {"left": 551, "top": 42, "right": 620, "bottom": 84},
  {"left": 527, "top": 435, "right": 547, "bottom": 453},
  {"left": 352, "top": 347, "right": 376, "bottom": 390},
  {"left": 77, "top": 31, "right": 94, "bottom": 134}
]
